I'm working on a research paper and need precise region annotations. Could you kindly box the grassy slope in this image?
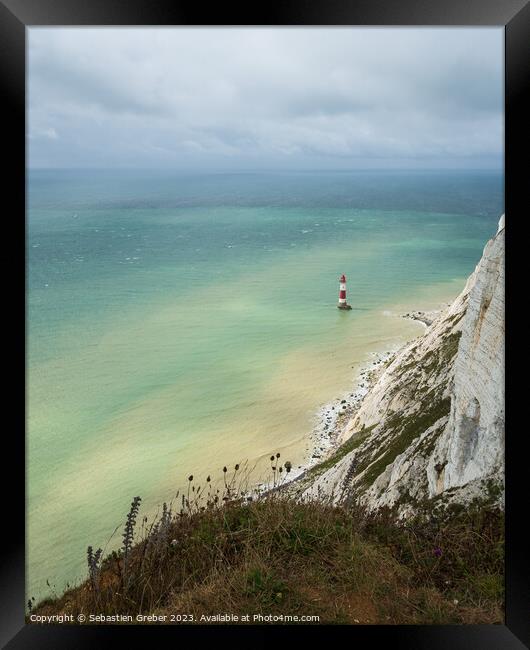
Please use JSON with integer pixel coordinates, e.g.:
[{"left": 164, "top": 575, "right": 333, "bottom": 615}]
[{"left": 31, "top": 494, "right": 503, "bottom": 625}]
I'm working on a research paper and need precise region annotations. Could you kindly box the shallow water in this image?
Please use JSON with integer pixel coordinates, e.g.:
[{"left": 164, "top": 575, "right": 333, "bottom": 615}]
[{"left": 27, "top": 169, "right": 503, "bottom": 601}]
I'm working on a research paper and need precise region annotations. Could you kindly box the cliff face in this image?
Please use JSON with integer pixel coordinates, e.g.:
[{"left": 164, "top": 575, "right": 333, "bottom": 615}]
[
  {"left": 297, "top": 216, "right": 505, "bottom": 516},
  {"left": 430, "top": 215, "right": 504, "bottom": 496}
]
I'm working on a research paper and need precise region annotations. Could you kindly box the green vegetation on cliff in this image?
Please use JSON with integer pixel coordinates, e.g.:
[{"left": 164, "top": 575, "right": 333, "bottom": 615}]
[{"left": 30, "top": 473, "right": 503, "bottom": 625}]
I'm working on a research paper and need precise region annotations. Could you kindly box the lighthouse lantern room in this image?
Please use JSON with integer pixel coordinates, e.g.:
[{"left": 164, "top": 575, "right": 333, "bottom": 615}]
[{"left": 337, "top": 273, "right": 352, "bottom": 310}]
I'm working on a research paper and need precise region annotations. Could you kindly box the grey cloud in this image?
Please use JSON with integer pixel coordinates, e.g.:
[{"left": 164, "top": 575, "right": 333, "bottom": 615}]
[{"left": 28, "top": 27, "right": 503, "bottom": 169}]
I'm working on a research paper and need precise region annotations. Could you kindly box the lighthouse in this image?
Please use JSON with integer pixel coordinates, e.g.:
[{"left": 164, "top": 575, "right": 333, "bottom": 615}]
[{"left": 337, "top": 274, "right": 352, "bottom": 310}]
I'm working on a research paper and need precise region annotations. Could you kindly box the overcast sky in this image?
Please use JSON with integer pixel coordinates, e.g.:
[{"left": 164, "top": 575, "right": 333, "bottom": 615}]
[{"left": 28, "top": 28, "right": 503, "bottom": 170}]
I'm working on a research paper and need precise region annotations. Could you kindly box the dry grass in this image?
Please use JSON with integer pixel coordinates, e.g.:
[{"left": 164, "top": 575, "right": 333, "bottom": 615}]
[{"left": 29, "top": 462, "right": 504, "bottom": 625}]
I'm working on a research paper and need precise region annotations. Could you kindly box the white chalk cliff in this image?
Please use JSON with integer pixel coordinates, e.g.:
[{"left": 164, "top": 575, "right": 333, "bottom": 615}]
[
  {"left": 429, "top": 214, "right": 504, "bottom": 498},
  {"left": 295, "top": 215, "right": 505, "bottom": 516}
]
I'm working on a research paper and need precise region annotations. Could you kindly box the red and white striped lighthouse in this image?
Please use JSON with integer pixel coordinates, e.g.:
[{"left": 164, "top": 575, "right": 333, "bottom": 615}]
[{"left": 337, "top": 273, "right": 352, "bottom": 310}]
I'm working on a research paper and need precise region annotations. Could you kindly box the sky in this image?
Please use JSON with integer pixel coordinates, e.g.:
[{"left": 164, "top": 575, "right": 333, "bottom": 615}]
[{"left": 28, "top": 28, "right": 504, "bottom": 170}]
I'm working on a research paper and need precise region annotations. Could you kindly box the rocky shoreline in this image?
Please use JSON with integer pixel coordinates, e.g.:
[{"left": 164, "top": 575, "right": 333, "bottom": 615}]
[
  {"left": 294, "top": 304, "right": 455, "bottom": 482},
  {"left": 259, "top": 303, "right": 454, "bottom": 494},
  {"left": 266, "top": 346, "right": 400, "bottom": 490},
  {"left": 253, "top": 347, "right": 400, "bottom": 495},
  {"left": 402, "top": 309, "right": 441, "bottom": 327},
  {"left": 304, "top": 349, "right": 398, "bottom": 462}
]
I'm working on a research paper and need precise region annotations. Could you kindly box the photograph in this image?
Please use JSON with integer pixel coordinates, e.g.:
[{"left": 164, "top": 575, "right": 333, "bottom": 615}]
[{"left": 24, "top": 25, "right": 507, "bottom": 628}]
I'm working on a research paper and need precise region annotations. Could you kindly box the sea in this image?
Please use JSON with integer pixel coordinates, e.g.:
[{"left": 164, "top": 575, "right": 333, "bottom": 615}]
[{"left": 27, "top": 168, "right": 503, "bottom": 601}]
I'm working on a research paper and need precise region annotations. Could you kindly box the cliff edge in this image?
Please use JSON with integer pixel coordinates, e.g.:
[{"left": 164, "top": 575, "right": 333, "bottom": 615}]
[{"left": 295, "top": 215, "right": 505, "bottom": 517}]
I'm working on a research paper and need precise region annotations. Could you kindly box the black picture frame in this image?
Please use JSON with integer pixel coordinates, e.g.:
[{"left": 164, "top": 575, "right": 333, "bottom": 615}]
[{"left": 2, "top": 0, "right": 527, "bottom": 647}]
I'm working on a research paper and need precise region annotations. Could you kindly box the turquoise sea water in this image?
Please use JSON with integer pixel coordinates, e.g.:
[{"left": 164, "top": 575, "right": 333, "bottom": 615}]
[{"left": 27, "top": 169, "right": 503, "bottom": 601}]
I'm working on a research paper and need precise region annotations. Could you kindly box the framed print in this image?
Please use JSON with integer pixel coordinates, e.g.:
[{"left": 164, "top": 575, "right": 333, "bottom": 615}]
[{"left": 1, "top": 0, "right": 528, "bottom": 647}]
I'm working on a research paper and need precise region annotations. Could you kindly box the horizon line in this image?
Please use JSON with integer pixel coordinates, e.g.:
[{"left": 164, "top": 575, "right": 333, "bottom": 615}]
[{"left": 27, "top": 167, "right": 504, "bottom": 173}]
